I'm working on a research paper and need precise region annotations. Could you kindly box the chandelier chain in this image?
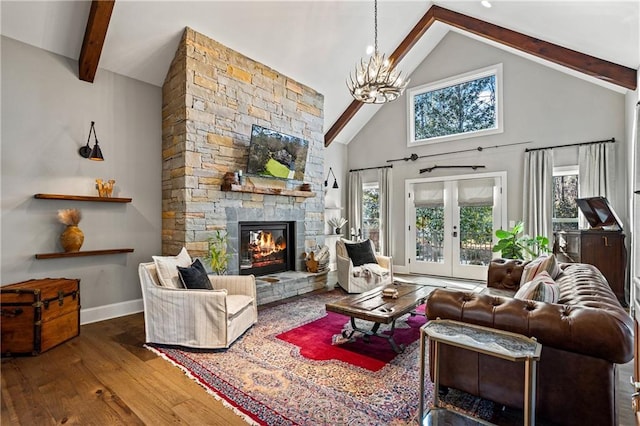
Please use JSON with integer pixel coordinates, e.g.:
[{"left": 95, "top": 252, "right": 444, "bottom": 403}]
[
  {"left": 346, "top": 0, "right": 409, "bottom": 104},
  {"left": 374, "top": 0, "right": 378, "bottom": 53}
]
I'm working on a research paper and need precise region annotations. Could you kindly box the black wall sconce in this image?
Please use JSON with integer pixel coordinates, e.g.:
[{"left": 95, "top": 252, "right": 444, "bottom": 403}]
[
  {"left": 78, "top": 121, "right": 104, "bottom": 161},
  {"left": 324, "top": 167, "right": 339, "bottom": 189}
]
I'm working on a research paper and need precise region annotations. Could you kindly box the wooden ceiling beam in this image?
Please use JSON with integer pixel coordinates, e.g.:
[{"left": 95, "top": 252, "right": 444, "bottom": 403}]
[
  {"left": 325, "top": 5, "right": 637, "bottom": 147},
  {"left": 431, "top": 6, "right": 637, "bottom": 91},
  {"left": 78, "top": 0, "right": 115, "bottom": 83},
  {"left": 324, "top": 7, "right": 437, "bottom": 147}
]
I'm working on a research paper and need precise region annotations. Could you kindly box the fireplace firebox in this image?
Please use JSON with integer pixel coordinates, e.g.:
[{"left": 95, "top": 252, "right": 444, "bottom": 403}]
[{"left": 238, "top": 221, "right": 295, "bottom": 276}]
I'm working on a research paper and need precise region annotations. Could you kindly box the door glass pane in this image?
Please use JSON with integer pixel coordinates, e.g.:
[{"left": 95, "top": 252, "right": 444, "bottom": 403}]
[
  {"left": 459, "top": 205, "right": 494, "bottom": 266},
  {"left": 416, "top": 206, "right": 444, "bottom": 263}
]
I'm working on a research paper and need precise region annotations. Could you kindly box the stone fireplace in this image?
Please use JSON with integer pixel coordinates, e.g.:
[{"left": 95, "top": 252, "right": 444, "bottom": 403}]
[
  {"left": 161, "top": 28, "right": 326, "bottom": 302},
  {"left": 238, "top": 221, "right": 295, "bottom": 276}
]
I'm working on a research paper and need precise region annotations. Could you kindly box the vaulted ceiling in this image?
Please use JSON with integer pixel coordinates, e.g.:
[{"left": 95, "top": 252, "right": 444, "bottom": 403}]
[{"left": 2, "top": 1, "right": 638, "bottom": 145}]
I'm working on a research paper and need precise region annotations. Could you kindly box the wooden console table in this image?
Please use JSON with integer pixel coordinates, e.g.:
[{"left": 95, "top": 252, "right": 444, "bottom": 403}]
[{"left": 419, "top": 320, "right": 542, "bottom": 425}]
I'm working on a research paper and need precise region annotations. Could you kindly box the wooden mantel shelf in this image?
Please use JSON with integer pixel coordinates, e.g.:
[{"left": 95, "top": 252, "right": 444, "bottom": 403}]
[
  {"left": 34, "top": 193, "right": 132, "bottom": 203},
  {"left": 221, "top": 184, "right": 315, "bottom": 198},
  {"left": 35, "top": 248, "right": 134, "bottom": 259}
]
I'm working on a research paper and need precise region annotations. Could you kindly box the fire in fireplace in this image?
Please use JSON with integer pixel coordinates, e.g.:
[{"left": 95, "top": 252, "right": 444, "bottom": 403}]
[{"left": 239, "top": 221, "right": 295, "bottom": 276}]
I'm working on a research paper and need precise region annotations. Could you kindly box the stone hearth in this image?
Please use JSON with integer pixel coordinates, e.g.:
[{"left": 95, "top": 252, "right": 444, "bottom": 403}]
[{"left": 255, "top": 271, "right": 328, "bottom": 305}]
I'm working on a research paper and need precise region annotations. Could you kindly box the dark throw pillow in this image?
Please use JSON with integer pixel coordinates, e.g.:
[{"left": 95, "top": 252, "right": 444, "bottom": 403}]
[
  {"left": 177, "top": 259, "right": 213, "bottom": 290},
  {"left": 344, "top": 240, "right": 378, "bottom": 267}
]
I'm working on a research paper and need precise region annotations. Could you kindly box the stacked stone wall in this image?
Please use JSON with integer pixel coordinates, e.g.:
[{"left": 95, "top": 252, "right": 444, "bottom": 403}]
[{"left": 162, "top": 27, "right": 325, "bottom": 272}]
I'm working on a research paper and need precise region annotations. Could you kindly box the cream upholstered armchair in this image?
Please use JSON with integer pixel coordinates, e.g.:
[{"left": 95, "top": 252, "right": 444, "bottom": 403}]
[
  {"left": 336, "top": 239, "right": 393, "bottom": 293},
  {"left": 138, "top": 262, "right": 257, "bottom": 349}
]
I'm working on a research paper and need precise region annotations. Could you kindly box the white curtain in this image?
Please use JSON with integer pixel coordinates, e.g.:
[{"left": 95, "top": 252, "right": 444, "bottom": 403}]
[
  {"left": 378, "top": 168, "right": 392, "bottom": 256},
  {"left": 523, "top": 149, "right": 554, "bottom": 242},
  {"left": 347, "top": 171, "right": 363, "bottom": 240},
  {"left": 578, "top": 142, "right": 613, "bottom": 229}
]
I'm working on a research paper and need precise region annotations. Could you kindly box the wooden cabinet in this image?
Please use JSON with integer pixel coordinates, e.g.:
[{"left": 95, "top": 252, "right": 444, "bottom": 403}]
[{"left": 554, "top": 230, "right": 627, "bottom": 304}]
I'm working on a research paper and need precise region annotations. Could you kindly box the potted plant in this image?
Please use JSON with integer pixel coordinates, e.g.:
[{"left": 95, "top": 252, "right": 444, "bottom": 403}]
[
  {"left": 492, "top": 221, "right": 550, "bottom": 260},
  {"left": 205, "top": 230, "right": 231, "bottom": 275}
]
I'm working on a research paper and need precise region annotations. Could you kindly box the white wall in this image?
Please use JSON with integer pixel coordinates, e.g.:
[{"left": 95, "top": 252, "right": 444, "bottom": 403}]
[
  {"left": 347, "top": 32, "right": 628, "bottom": 267},
  {"left": 1, "top": 37, "right": 162, "bottom": 322},
  {"left": 323, "top": 141, "right": 347, "bottom": 211}
]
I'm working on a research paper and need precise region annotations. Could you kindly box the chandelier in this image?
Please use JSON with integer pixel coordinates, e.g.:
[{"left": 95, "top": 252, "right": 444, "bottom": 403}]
[{"left": 347, "top": 0, "right": 409, "bottom": 104}]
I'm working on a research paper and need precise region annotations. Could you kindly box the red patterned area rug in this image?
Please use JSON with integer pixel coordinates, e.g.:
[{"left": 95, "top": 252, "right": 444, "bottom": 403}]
[
  {"left": 275, "top": 304, "right": 426, "bottom": 372},
  {"left": 146, "top": 290, "right": 494, "bottom": 425}
]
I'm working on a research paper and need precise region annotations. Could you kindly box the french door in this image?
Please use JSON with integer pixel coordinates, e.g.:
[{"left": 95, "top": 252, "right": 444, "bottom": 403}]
[{"left": 406, "top": 172, "right": 506, "bottom": 280}]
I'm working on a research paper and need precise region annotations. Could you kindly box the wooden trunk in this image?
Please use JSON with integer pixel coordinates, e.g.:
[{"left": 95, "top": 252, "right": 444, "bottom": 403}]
[{"left": 1, "top": 278, "right": 80, "bottom": 356}]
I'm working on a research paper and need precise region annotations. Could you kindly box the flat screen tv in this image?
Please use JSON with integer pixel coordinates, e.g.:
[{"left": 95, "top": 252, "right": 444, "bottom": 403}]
[{"left": 246, "top": 125, "right": 309, "bottom": 181}]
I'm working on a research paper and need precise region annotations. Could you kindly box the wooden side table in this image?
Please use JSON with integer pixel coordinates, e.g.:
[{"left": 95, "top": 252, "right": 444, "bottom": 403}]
[{"left": 419, "top": 319, "right": 542, "bottom": 425}]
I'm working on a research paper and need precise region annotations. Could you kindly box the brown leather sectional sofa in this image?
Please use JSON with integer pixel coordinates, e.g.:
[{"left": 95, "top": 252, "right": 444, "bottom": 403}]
[{"left": 425, "top": 258, "right": 634, "bottom": 426}]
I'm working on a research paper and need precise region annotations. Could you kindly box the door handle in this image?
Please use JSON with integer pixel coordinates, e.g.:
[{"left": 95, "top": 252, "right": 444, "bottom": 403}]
[{"left": 452, "top": 225, "right": 458, "bottom": 238}]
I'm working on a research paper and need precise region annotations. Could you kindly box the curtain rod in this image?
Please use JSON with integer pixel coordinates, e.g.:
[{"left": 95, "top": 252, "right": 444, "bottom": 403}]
[
  {"left": 386, "top": 140, "right": 532, "bottom": 163},
  {"left": 524, "top": 138, "right": 615, "bottom": 153},
  {"left": 349, "top": 165, "right": 393, "bottom": 172}
]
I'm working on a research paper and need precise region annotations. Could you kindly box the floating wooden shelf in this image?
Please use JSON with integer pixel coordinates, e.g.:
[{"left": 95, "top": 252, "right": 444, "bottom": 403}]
[
  {"left": 221, "top": 184, "right": 315, "bottom": 198},
  {"left": 34, "top": 194, "right": 132, "bottom": 203},
  {"left": 35, "top": 248, "right": 134, "bottom": 259}
]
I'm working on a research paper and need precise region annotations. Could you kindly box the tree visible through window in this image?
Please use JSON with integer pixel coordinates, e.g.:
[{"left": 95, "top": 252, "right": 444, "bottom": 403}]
[
  {"left": 553, "top": 168, "right": 579, "bottom": 231},
  {"left": 416, "top": 206, "right": 444, "bottom": 262},
  {"left": 362, "top": 183, "right": 380, "bottom": 252},
  {"left": 459, "top": 206, "right": 494, "bottom": 265},
  {"left": 409, "top": 65, "right": 502, "bottom": 145}
]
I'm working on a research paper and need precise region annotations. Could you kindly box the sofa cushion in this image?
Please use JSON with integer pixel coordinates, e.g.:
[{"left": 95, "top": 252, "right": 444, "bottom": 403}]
[
  {"left": 178, "top": 259, "right": 213, "bottom": 290},
  {"left": 152, "top": 247, "right": 192, "bottom": 288},
  {"left": 344, "top": 240, "right": 378, "bottom": 267},
  {"left": 520, "top": 254, "right": 560, "bottom": 285},
  {"left": 514, "top": 271, "right": 559, "bottom": 303}
]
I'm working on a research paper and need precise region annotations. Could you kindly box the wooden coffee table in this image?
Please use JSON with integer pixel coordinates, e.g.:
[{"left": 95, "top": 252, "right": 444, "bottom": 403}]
[{"left": 325, "top": 282, "right": 432, "bottom": 353}]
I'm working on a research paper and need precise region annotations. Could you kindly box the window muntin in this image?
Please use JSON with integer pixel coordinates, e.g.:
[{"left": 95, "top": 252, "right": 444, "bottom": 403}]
[
  {"left": 408, "top": 64, "right": 503, "bottom": 146},
  {"left": 552, "top": 166, "right": 579, "bottom": 231}
]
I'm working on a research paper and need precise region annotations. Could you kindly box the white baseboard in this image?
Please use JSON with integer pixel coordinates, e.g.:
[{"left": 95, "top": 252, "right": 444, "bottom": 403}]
[{"left": 81, "top": 298, "right": 143, "bottom": 325}]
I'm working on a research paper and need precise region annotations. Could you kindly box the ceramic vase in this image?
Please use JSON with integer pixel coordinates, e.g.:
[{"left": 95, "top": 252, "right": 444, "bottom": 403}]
[{"left": 60, "top": 225, "right": 84, "bottom": 252}]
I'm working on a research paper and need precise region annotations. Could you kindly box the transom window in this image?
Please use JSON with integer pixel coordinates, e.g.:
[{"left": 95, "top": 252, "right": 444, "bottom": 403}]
[{"left": 408, "top": 64, "right": 503, "bottom": 146}]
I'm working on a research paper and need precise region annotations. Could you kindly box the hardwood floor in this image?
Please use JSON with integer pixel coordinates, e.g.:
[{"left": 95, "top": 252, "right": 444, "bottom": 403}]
[
  {"left": 2, "top": 277, "right": 636, "bottom": 425},
  {"left": 1, "top": 312, "right": 248, "bottom": 425}
]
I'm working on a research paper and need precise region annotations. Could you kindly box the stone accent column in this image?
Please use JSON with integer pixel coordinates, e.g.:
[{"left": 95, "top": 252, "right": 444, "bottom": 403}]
[{"left": 162, "top": 27, "right": 325, "bottom": 273}]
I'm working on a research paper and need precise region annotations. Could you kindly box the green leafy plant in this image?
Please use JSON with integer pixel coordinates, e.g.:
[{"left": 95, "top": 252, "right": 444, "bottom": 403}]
[
  {"left": 205, "top": 230, "right": 231, "bottom": 275},
  {"left": 492, "top": 221, "right": 550, "bottom": 260}
]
